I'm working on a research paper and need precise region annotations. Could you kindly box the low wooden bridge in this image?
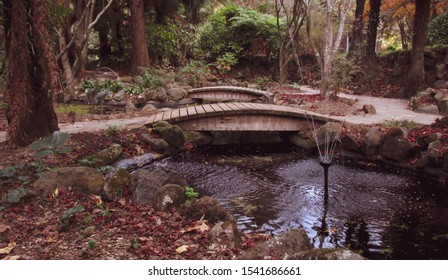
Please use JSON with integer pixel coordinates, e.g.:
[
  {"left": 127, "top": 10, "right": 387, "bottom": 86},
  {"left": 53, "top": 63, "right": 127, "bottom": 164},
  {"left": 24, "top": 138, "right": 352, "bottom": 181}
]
[
  {"left": 145, "top": 102, "right": 330, "bottom": 131},
  {"left": 187, "top": 86, "right": 273, "bottom": 102}
]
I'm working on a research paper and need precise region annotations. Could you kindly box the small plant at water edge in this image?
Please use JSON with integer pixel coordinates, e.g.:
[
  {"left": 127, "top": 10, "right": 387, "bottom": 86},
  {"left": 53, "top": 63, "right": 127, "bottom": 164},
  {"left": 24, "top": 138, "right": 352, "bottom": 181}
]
[
  {"left": 104, "top": 125, "right": 120, "bottom": 136},
  {"left": 185, "top": 186, "right": 200, "bottom": 199}
]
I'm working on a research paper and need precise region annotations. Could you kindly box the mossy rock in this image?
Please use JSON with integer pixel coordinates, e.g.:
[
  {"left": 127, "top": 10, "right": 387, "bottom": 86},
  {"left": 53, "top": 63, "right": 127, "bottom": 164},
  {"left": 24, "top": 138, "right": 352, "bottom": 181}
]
[{"left": 103, "top": 169, "right": 132, "bottom": 201}]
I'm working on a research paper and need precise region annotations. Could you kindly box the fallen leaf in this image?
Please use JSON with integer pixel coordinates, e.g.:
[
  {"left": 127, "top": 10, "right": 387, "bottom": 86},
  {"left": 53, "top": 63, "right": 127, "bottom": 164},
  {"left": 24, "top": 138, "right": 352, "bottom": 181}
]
[
  {"left": 0, "top": 223, "right": 11, "bottom": 234},
  {"left": 182, "top": 216, "right": 210, "bottom": 234},
  {"left": 176, "top": 245, "right": 189, "bottom": 254},
  {"left": 2, "top": 255, "right": 20, "bottom": 260},
  {"left": 89, "top": 195, "right": 103, "bottom": 207},
  {"left": 0, "top": 242, "right": 16, "bottom": 255}
]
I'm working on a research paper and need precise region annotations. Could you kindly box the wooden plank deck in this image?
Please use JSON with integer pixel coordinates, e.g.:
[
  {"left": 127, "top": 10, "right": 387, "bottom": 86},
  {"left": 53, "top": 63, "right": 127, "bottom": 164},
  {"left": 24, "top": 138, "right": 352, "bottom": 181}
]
[{"left": 145, "top": 102, "right": 331, "bottom": 131}]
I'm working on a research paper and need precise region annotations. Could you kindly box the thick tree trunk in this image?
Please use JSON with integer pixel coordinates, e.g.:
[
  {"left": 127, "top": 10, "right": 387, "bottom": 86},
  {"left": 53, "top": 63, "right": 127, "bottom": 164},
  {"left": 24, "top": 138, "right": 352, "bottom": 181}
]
[
  {"left": 405, "top": 0, "right": 431, "bottom": 98},
  {"left": 347, "top": 0, "right": 366, "bottom": 60},
  {"left": 5, "top": 0, "right": 59, "bottom": 147},
  {"left": 364, "top": 0, "right": 381, "bottom": 80},
  {"left": 130, "top": 0, "right": 150, "bottom": 75}
]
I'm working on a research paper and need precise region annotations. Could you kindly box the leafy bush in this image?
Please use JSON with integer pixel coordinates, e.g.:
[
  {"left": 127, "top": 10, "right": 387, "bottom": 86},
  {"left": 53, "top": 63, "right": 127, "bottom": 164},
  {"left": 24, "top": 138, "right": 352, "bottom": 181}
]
[
  {"left": 180, "top": 60, "right": 210, "bottom": 86},
  {"left": 215, "top": 52, "right": 238, "bottom": 74},
  {"left": 124, "top": 84, "right": 144, "bottom": 96},
  {"left": 329, "top": 55, "right": 361, "bottom": 94},
  {"left": 428, "top": 12, "right": 448, "bottom": 46},
  {"left": 185, "top": 186, "right": 199, "bottom": 199},
  {"left": 256, "top": 75, "right": 274, "bottom": 90},
  {"left": 7, "top": 187, "right": 30, "bottom": 203},
  {"left": 28, "top": 131, "right": 71, "bottom": 158},
  {"left": 197, "top": 5, "right": 279, "bottom": 61},
  {"left": 141, "top": 68, "right": 166, "bottom": 89}
]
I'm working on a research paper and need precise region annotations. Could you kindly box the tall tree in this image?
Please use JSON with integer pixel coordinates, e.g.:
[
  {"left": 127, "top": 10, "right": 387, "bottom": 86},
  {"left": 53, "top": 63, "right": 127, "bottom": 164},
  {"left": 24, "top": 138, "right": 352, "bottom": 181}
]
[
  {"left": 3, "top": 0, "right": 59, "bottom": 147},
  {"left": 275, "top": 0, "right": 306, "bottom": 84},
  {"left": 56, "top": 0, "right": 113, "bottom": 100},
  {"left": 182, "top": 0, "right": 205, "bottom": 24},
  {"left": 130, "top": 0, "right": 150, "bottom": 75},
  {"left": 363, "top": 0, "right": 381, "bottom": 80},
  {"left": 347, "top": 0, "right": 366, "bottom": 60},
  {"left": 405, "top": 0, "right": 431, "bottom": 97},
  {"left": 305, "top": 0, "right": 354, "bottom": 97}
]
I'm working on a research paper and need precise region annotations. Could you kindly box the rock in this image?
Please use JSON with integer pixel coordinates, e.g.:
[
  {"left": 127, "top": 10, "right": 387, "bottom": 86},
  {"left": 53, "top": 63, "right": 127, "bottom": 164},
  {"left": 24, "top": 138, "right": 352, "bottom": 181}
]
[
  {"left": 341, "top": 134, "right": 360, "bottom": 152},
  {"left": 125, "top": 102, "right": 137, "bottom": 114},
  {"left": 380, "top": 127, "right": 415, "bottom": 162},
  {"left": 427, "top": 140, "right": 444, "bottom": 163},
  {"left": 364, "top": 127, "right": 383, "bottom": 159},
  {"left": 288, "top": 248, "right": 365, "bottom": 260},
  {"left": 93, "top": 143, "right": 123, "bottom": 166},
  {"left": 434, "top": 80, "right": 447, "bottom": 89},
  {"left": 142, "top": 104, "right": 157, "bottom": 113},
  {"left": 313, "top": 122, "right": 342, "bottom": 148},
  {"left": 113, "top": 90, "right": 126, "bottom": 102},
  {"left": 180, "top": 196, "right": 232, "bottom": 223},
  {"left": 134, "top": 95, "right": 147, "bottom": 108},
  {"left": 424, "top": 132, "right": 443, "bottom": 144},
  {"left": 239, "top": 229, "right": 312, "bottom": 260},
  {"left": 416, "top": 104, "right": 439, "bottom": 114},
  {"left": 153, "top": 184, "right": 187, "bottom": 211},
  {"left": 33, "top": 167, "right": 105, "bottom": 195},
  {"left": 209, "top": 221, "right": 240, "bottom": 250},
  {"left": 437, "top": 63, "right": 447, "bottom": 79},
  {"left": 130, "top": 168, "right": 188, "bottom": 205},
  {"left": 438, "top": 97, "right": 448, "bottom": 114},
  {"left": 184, "top": 131, "right": 213, "bottom": 148},
  {"left": 144, "top": 90, "right": 158, "bottom": 101},
  {"left": 157, "top": 88, "right": 168, "bottom": 101},
  {"left": 153, "top": 121, "right": 186, "bottom": 148},
  {"left": 141, "top": 135, "right": 170, "bottom": 152},
  {"left": 167, "top": 88, "right": 187, "bottom": 101},
  {"left": 362, "top": 104, "right": 376, "bottom": 114},
  {"left": 411, "top": 153, "right": 430, "bottom": 169},
  {"left": 434, "top": 90, "right": 446, "bottom": 101},
  {"left": 103, "top": 169, "right": 131, "bottom": 201},
  {"left": 383, "top": 90, "right": 393, "bottom": 98},
  {"left": 443, "top": 150, "right": 448, "bottom": 172}
]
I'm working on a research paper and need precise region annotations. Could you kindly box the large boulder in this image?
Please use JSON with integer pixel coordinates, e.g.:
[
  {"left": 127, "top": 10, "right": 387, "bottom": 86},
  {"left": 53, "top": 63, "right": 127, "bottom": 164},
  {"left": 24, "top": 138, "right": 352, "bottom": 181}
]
[
  {"left": 153, "top": 121, "right": 186, "bottom": 149},
  {"left": 88, "top": 143, "right": 123, "bottom": 167},
  {"left": 427, "top": 140, "right": 444, "bottom": 164},
  {"left": 113, "top": 90, "right": 126, "bottom": 102},
  {"left": 180, "top": 196, "right": 232, "bottom": 223},
  {"left": 364, "top": 127, "right": 383, "bottom": 159},
  {"left": 153, "top": 184, "right": 187, "bottom": 211},
  {"left": 184, "top": 131, "right": 214, "bottom": 148},
  {"left": 380, "top": 127, "right": 415, "bottom": 162},
  {"left": 239, "top": 229, "right": 312, "bottom": 260},
  {"left": 130, "top": 168, "right": 188, "bottom": 205},
  {"left": 103, "top": 169, "right": 132, "bottom": 201},
  {"left": 33, "top": 166, "right": 105, "bottom": 195},
  {"left": 288, "top": 248, "right": 365, "bottom": 260},
  {"left": 167, "top": 88, "right": 187, "bottom": 101}
]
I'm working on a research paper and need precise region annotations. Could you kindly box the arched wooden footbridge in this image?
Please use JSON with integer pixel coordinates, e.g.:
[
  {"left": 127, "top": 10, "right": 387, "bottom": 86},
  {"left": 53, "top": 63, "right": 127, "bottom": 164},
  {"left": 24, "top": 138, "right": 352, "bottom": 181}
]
[
  {"left": 145, "top": 102, "right": 330, "bottom": 131},
  {"left": 187, "top": 86, "right": 273, "bottom": 102}
]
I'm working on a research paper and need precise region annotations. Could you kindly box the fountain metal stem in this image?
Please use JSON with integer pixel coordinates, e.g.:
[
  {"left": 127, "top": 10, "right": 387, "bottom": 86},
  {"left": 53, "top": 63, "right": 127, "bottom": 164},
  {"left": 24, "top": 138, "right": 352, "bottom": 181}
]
[{"left": 320, "top": 161, "right": 332, "bottom": 202}]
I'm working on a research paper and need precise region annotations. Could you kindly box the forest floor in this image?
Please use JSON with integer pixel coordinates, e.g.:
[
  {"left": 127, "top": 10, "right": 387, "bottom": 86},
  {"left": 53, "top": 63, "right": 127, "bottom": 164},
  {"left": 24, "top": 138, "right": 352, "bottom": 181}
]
[{"left": 0, "top": 85, "right": 443, "bottom": 260}]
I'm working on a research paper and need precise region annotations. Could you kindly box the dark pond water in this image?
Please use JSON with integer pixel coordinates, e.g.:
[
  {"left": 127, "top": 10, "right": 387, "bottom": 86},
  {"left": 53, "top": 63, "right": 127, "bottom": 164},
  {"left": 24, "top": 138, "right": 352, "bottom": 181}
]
[{"left": 151, "top": 143, "right": 448, "bottom": 260}]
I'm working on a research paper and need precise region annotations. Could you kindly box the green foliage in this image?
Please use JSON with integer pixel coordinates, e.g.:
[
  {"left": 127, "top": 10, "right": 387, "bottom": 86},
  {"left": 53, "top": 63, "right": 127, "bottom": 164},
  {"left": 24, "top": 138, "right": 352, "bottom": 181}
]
[
  {"left": 382, "top": 119, "right": 419, "bottom": 130},
  {"left": 146, "top": 19, "right": 191, "bottom": 66},
  {"left": 141, "top": 68, "right": 166, "bottom": 89},
  {"left": 104, "top": 125, "right": 121, "bottom": 136},
  {"left": 329, "top": 55, "right": 360, "bottom": 94},
  {"left": 59, "top": 205, "right": 85, "bottom": 229},
  {"left": 255, "top": 75, "right": 274, "bottom": 90},
  {"left": 124, "top": 84, "right": 144, "bottom": 96},
  {"left": 78, "top": 79, "right": 97, "bottom": 92},
  {"left": 7, "top": 187, "right": 30, "bottom": 204},
  {"left": 185, "top": 186, "right": 199, "bottom": 199},
  {"left": 54, "top": 104, "right": 90, "bottom": 115},
  {"left": 197, "top": 5, "right": 280, "bottom": 61},
  {"left": 180, "top": 60, "right": 210, "bottom": 85},
  {"left": 108, "top": 80, "right": 124, "bottom": 92},
  {"left": 215, "top": 52, "right": 238, "bottom": 74},
  {"left": 28, "top": 131, "right": 71, "bottom": 158},
  {"left": 87, "top": 240, "right": 97, "bottom": 251},
  {"left": 428, "top": 12, "right": 448, "bottom": 46}
]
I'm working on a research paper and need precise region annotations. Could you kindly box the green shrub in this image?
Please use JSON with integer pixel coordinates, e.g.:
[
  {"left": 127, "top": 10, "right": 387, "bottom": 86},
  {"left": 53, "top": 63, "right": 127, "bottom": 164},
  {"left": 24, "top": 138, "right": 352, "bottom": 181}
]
[
  {"left": 185, "top": 186, "right": 199, "bottom": 199},
  {"left": 197, "top": 5, "right": 279, "bottom": 61},
  {"left": 329, "top": 55, "right": 361, "bottom": 94},
  {"left": 28, "top": 131, "right": 71, "bottom": 158},
  {"left": 215, "top": 52, "right": 238, "bottom": 74},
  {"left": 180, "top": 60, "right": 210, "bottom": 86},
  {"left": 429, "top": 12, "right": 448, "bottom": 46}
]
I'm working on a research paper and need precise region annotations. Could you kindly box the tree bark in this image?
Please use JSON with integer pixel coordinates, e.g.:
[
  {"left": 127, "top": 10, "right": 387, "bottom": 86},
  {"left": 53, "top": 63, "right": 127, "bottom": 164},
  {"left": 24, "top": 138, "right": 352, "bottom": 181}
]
[
  {"left": 347, "top": 0, "right": 366, "bottom": 60},
  {"left": 364, "top": 0, "right": 381, "bottom": 80},
  {"left": 405, "top": 0, "right": 431, "bottom": 98},
  {"left": 130, "top": 0, "right": 150, "bottom": 75},
  {"left": 5, "top": 0, "right": 59, "bottom": 147}
]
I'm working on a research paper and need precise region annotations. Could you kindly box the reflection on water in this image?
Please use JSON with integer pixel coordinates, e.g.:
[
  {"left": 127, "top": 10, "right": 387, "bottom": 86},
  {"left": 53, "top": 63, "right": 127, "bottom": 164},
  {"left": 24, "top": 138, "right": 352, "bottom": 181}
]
[{"left": 150, "top": 144, "right": 448, "bottom": 259}]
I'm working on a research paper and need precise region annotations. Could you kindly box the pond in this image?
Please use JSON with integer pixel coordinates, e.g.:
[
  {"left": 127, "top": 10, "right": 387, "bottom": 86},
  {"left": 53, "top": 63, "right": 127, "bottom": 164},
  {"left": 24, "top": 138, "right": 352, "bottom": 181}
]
[{"left": 150, "top": 142, "right": 448, "bottom": 260}]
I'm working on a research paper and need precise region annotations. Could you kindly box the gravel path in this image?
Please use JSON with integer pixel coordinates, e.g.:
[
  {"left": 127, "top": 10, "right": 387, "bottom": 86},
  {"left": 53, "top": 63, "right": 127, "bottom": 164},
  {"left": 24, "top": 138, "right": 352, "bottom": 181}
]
[{"left": 0, "top": 89, "right": 441, "bottom": 142}]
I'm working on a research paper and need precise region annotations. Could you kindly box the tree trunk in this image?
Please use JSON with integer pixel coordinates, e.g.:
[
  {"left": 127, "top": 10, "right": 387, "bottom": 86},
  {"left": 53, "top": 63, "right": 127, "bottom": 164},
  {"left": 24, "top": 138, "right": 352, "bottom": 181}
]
[
  {"left": 364, "top": 0, "right": 381, "bottom": 80},
  {"left": 398, "top": 20, "right": 409, "bottom": 50},
  {"left": 347, "top": 0, "right": 366, "bottom": 60},
  {"left": 405, "top": 0, "right": 431, "bottom": 98},
  {"left": 5, "top": 0, "right": 59, "bottom": 147},
  {"left": 130, "top": 0, "right": 150, "bottom": 75}
]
